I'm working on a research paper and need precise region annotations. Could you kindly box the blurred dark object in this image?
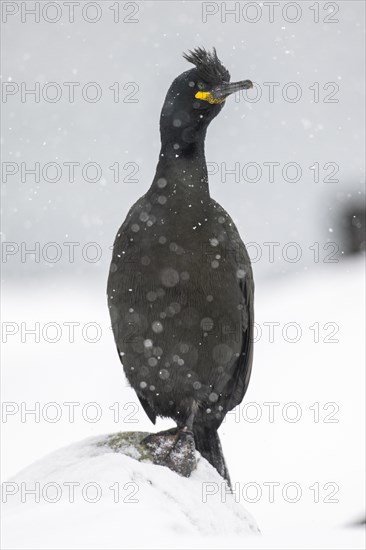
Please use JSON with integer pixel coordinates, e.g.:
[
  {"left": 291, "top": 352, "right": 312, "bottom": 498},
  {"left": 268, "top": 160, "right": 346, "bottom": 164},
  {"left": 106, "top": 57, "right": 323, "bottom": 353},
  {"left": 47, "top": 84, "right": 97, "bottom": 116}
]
[
  {"left": 348, "top": 516, "right": 366, "bottom": 527},
  {"left": 340, "top": 206, "right": 366, "bottom": 255}
]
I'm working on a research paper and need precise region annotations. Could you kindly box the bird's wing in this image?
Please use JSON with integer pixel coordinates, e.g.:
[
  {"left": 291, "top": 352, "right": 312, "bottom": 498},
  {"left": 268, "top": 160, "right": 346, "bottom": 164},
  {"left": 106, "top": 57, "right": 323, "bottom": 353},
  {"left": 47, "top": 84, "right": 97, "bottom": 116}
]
[
  {"left": 108, "top": 196, "right": 157, "bottom": 425},
  {"left": 107, "top": 195, "right": 146, "bottom": 283},
  {"left": 113, "top": 341, "right": 157, "bottom": 425},
  {"left": 225, "top": 269, "right": 254, "bottom": 412},
  {"left": 136, "top": 393, "right": 157, "bottom": 424},
  {"left": 209, "top": 199, "right": 255, "bottom": 414}
]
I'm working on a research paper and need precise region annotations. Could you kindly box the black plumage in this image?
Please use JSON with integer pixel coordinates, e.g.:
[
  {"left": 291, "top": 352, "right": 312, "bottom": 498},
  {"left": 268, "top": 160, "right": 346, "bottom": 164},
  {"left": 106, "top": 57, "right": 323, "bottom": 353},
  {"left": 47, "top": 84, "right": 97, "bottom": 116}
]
[{"left": 107, "top": 48, "right": 254, "bottom": 483}]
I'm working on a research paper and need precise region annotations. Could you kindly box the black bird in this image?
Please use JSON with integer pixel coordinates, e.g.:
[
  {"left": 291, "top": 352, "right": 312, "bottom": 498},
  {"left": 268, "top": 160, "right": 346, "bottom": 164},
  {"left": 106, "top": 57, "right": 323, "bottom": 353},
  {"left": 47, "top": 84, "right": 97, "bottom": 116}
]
[{"left": 107, "top": 48, "right": 254, "bottom": 484}]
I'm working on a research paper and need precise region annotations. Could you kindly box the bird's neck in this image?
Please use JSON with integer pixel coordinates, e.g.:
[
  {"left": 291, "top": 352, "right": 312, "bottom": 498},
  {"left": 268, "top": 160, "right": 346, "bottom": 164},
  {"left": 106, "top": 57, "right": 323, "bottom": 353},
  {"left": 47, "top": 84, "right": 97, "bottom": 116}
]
[{"left": 151, "top": 132, "right": 210, "bottom": 202}]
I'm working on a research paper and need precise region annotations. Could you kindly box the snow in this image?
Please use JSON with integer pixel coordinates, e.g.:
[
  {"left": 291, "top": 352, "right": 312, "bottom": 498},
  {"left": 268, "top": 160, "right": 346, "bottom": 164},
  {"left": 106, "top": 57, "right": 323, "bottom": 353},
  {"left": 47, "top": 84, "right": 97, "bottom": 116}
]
[
  {"left": 2, "top": 433, "right": 364, "bottom": 550},
  {"left": 2, "top": 433, "right": 258, "bottom": 549}
]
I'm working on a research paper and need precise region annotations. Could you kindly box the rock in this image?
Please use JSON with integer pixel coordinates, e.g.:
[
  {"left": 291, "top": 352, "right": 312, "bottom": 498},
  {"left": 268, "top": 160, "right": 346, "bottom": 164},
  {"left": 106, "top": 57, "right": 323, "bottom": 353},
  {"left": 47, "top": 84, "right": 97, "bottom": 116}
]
[{"left": 99, "top": 429, "right": 197, "bottom": 477}]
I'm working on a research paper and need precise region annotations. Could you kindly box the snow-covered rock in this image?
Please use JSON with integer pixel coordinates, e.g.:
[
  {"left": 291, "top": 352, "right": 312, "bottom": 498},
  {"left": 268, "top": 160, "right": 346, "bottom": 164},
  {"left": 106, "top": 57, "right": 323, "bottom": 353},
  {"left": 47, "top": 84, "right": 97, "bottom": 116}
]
[{"left": 1, "top": 431, "right": 259, "bottom": 549}]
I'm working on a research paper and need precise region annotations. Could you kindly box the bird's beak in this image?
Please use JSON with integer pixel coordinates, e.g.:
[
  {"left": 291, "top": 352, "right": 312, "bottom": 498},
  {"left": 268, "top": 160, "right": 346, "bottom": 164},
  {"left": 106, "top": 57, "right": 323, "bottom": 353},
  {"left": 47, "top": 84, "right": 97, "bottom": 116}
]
[
  {"left": 195, "top": 80, "right": 253, "bottom": 105},
  {"left": 211, "top": 80, "right": 253, "bottom": 101}
]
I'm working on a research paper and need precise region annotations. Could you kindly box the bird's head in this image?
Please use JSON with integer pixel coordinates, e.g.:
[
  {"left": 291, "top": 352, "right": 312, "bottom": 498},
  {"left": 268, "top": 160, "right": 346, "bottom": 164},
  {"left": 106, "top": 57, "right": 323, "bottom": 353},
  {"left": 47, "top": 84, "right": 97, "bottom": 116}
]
[{"left": 159, "top": 47, "right": 253, "bottom": 154}]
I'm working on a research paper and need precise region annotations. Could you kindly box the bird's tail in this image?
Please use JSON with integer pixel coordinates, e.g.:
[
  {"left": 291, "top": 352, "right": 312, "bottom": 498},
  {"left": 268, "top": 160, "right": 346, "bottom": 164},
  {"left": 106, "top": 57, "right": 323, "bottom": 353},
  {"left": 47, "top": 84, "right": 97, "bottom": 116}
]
[{"left": 193, "top": 426, "right": 231, "bottom": 487}]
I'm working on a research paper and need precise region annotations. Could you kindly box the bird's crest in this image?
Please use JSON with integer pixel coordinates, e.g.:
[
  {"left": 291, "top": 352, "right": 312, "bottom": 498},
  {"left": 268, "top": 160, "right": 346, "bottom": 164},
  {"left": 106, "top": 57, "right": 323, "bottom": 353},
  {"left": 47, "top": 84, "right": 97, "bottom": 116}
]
[{"left": 183, "top": 47, "right": 230, "bottom": 84}]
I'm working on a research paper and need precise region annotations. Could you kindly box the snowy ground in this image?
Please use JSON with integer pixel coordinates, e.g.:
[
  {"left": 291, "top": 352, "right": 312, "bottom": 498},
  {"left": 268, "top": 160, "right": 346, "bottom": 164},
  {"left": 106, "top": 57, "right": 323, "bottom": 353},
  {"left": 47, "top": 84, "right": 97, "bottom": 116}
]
[
  {"left": 1, "top": 256, "right": 365, "bottom": 548},
  {"left": 2, "top": 433, "right": 259, "bottom": 549}
]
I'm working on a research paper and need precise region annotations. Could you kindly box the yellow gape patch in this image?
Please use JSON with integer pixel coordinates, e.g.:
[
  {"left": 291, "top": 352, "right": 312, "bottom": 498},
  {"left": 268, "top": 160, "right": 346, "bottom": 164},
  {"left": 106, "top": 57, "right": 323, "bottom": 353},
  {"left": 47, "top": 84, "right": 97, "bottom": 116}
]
[{"left": 195, "top": 91, "right": 225, "bottom": 105}]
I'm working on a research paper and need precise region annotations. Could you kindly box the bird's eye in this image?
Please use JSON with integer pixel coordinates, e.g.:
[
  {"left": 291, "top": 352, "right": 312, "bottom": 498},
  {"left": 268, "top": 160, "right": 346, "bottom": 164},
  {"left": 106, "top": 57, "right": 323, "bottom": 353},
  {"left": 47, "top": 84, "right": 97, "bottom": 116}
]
[{"left": 197, "top": 82, "right": 205, "bottom": 91}]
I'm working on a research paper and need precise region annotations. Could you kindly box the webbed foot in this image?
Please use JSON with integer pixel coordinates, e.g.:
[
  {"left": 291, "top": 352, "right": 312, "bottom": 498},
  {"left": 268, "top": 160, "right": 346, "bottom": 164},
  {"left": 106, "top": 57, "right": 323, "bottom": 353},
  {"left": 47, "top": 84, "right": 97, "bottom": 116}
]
[{"left": 142, "top": 427, "right": 196, "bottom": 477}]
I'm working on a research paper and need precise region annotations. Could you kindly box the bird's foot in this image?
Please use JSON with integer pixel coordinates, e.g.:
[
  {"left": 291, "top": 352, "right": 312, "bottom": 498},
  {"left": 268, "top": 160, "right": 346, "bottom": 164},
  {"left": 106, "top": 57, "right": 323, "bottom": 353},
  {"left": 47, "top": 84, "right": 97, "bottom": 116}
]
[
  {"left": 142, "top": 427, "right": 196, "bottom": 478},
  {"left": 165, "top": 428, "right": 196, "bottom": 477},
  {"left": 141, "top": 428, "right": 177, "bottom": 458}
]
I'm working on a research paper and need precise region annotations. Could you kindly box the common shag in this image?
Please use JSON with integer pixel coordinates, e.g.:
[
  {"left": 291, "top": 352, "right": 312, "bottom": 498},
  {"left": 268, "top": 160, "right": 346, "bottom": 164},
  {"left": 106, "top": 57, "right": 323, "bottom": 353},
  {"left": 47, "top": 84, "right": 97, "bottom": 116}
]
[{"left": 107, "top": 48, "right": 254, "bottom": 484}]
